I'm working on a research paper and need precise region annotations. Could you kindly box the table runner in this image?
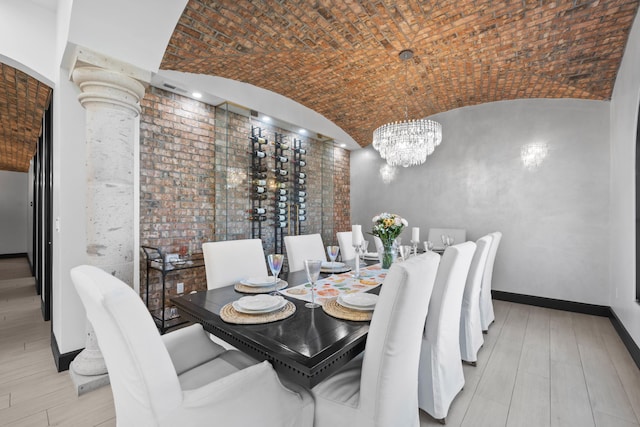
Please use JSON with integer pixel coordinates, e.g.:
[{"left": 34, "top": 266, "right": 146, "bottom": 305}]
[{"left": 281, "top": 264, "right": 386, "bottom": 305}]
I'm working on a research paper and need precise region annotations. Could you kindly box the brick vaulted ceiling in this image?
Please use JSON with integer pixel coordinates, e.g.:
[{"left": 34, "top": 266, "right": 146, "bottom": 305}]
[
  {"left": 0, "top": 64, "right": 51, "bottom": 172},
  {"left": 162, "top": 0, "right": 639, "bottom": 147}
]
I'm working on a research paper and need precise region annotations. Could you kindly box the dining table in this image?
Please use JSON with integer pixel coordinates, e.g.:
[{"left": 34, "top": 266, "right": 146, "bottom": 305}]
[{"left": 171, "top": 258, "right": 380, "bottom": 388}]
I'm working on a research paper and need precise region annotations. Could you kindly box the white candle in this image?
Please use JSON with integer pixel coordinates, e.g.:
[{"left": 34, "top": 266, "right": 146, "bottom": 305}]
[
  {"left": 352, "top": 225, "right": 362, "bottom": 246},
  {"left": 412, "top": 227, "right": 420, "bottom": 242}
]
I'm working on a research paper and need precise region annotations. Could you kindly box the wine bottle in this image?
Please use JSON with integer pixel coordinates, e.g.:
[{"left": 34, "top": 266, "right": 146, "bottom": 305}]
[
  {"left": 253, "top": 179, "right": 267, "bottom": 186},
  {"left": 253, "top": 172, "right": 267, "bottom": 179},
  {"left": 272, "top": 169, "right": 288, "bottom": 176},
  {"left": 278, "top": 189, "right": 287, "bottom": 196},
  {"left": 277, "top": 195, "right": 288, "bottom": 202},
  {"left": 297, "top": 178, "right": 305, "bottom": 185},
  {"left": 255, "top": 186, "right": 266, "bottom": 193},
  {"left": 299, "top": 203, "right": 306, "bottom": 209},
  {"left": 276, "top": 208, "right": 287, "bottom": 215},
  {"left": 299, "top": 215, "right": 306, "bottom": 221},
  {"left": 251, "top": 194, "right": 267, "bottom": 200},
  {"left": 298, "top": 191, "right": 307, "bottom": 197},
  {"left": 248, "top": 207, "right": 266, "bottom": 214},
  {"left": 248, "top": 215, "right": 267, "bottom": 221},
  {"left": 299, "top": 209, "right": 306, "bottom": 215},
  {"left": 294, "top": 148, "right": 306, "bottom": 154},
  {"left": 277, "top": 215, "right": 287, "bottom": 222},
  {"left": 273, "top": 155, "right": 289, "bottom": 163},
  {"left": 277, "top": 182, "right": 287, "bottom": 189},
  {"left": 298, "top": 172, "right": 307, "bottom": 179},
  {"left": 298, "top": 197, "right": 305, "bottom": 203},
  {"left": 276, "top": 221, "right": 287, "bottom": 228},
  {"left": 273, "top": 141, "right": 289, "bottom": 150},
  {"left": 253, "top": 150, "right": 266, "bottom": 158},
  {"left": 252, "top": 136, "right": 267, "bottom": 144},
  {"left": 277, "top": 202, "right": 286, "bottom": 209}
]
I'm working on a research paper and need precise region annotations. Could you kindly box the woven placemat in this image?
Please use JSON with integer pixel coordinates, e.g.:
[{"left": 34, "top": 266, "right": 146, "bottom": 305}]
[
  {"left": 234, "top": 280, "right": 288, "bottom": 294},
  {"left": 322, "top": 299, "right": 373, "bottom": 322},
  {"left": 220, "top": 301, "right": 296, "bottom": 324}
]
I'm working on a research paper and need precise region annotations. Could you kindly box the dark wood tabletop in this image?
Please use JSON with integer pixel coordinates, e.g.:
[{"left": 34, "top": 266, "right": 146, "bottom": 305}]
[{"left": 171, "top": 261, "right": 378, "bottom": 388}]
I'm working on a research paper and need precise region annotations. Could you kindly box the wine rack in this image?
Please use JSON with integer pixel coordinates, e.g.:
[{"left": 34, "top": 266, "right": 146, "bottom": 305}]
[
  {"left": 273, "top": 132, "right": 288, "bottom": 254},
  {"left": 250, "top": 126, "right": 268, "bottom": 239},
  {"left": 292, "top": 138, "right": 307, "bottom": 235}
]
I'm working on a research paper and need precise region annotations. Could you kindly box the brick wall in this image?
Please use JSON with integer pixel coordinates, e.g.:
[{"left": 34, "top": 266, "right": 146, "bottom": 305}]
[
  {"left": 139, "top": 91, "right": 351, "bottom": 312},
  {"left": 139, "top": 87, "right": 216, "bottom": 311}
]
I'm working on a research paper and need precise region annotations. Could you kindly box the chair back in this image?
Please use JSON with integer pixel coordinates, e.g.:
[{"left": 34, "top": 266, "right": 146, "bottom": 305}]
[
  {"left": 427, "top": 228, "right": 467, "bottom": 249},
  {"left": 359, "top": 252, "right": 440, "bottom": 426},
  {"left": 336, "top": 230, "right": 365, "bottom": 261},
  {"left": 202, "top": 239, "right": 268, "bottom": 289},
  {"left": 459, "top": 235, "right": 492, "bottom": 361},
  {"left": 284, "top": 233, "right": 326, "bottom": 272},
  {"left": 425, "top": 242, "right": 476, "bottom": 350},
  {"left": 70, "top": 265, "right": 182, "bottom": 425},
  {"left": 480, "top": 231, "right": 502, "bottom": 329}
]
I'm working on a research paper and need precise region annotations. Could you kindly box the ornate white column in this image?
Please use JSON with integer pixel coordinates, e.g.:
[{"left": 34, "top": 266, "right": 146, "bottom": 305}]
[
  {"left": 73, "top": 66, "right": 145, "bottom": 283},
  {"left": 69, "top": 63, "right": 146, "bottom": 390}
]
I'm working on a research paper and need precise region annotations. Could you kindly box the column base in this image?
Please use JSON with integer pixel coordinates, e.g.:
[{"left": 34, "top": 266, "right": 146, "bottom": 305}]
[{"left": 69, "top": 366, "right": 110, "bottom": 396}]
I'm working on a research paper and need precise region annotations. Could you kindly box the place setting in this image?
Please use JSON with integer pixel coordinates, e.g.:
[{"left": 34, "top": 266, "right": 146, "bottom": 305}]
[
  {"left": 323, "top": 292, "right": 379, "bottom": 321},
  {"left": 233, "top": 254, "right": 288, "bottom": 294},
  {"left": 320, "top": 245, "right": 352, "bottom": 274},
  {"left": 220, "top": 293, "right": 296, "bottom": 324}
]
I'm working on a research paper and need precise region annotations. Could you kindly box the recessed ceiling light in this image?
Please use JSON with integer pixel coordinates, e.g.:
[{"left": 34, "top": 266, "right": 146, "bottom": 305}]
[
  {"left": 299, "top": 129, "right": 307, "bottom": 134},
  {"left": 192, "top": 92, "right": 202, "bottom": 99},
  {"left": 340, "top": 143, "right": 346, "bottom": 148},
  {"left": 263, "top": 116, "right": 271, "bottom": 122}
]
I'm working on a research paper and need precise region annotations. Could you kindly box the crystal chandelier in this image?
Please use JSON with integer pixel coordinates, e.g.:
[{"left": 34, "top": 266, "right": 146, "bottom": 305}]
[{"left": 372, "top": 50, "right": 442, "bottom": 168}]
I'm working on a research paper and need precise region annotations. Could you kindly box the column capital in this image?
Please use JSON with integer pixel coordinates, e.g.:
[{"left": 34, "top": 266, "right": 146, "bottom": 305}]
[{"left": 72, "top": 66, "right": 146, "bottom": 116}]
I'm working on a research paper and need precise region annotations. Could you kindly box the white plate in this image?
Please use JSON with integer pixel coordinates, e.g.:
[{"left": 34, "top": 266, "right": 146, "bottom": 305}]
[
  {"left": 233, "top": 298, "right": 287, "bottom": 314},
  {"left": 363, "top": 252, "right": 378, "bottom": 259},
  {"left": 322, "top": 261, "right": 345, "bottom": 269},
  {"left": 242, "top": 276, "right": 278, "bottom": 287},
  {"left": 338, "top": 293, "right": 378, "bottom": 311},
  {"left": 235, "top": 295, "right": 283, "bottom": 311}
]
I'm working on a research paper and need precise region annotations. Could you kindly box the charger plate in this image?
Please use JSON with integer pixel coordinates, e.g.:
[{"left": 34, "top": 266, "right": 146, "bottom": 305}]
[
  {"left": 322, "top": 299, "right": 373, "bottom": 322},
  {"left": 234, "top": 280, "right": 288, "bottom": 294},
  {"left": 220, "top": 301, "right": 296, "bottom": 324}
]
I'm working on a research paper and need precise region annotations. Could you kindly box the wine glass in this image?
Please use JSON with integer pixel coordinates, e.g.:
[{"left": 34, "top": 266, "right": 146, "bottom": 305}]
[
  {"left": 326, "top": 246, "right": 340, "bottom": 268},
  {"left": 424, "top": 240, "right": 434, "bottom": 252},
  {"left": 399, "top": 245, "right": 413, "bottom": 261},
  {"left": 304, "top": 259, "right": 323, "bottom": 309},
  {"left": 267, "top": 254, "right": 284, "bottom": 289},
  {"left": 360, "top": 240, "right": 369, "bottom": 263},
  {"left": 446, "top": 236, "right": 455, "bottom": 247}
]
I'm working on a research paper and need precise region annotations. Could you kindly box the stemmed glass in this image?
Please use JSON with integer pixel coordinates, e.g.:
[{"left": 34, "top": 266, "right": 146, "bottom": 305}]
[
  {"left": 424, "top": 240, "right": 434, "bottom": 252},
  {"left": 399, "top": 245, "right": 413, "bottom": 261},
  {"left": 327, "top": 246, "right": 340, "bottom": 270},
  {"left": 267, "top": 254, "right": 284, "bottom": 290},
  {"left": 304, "top": 259, "right": 323, "bottom": 309},
  {"left": 359, "top": 240, "right": 369, "bottom": 263}
]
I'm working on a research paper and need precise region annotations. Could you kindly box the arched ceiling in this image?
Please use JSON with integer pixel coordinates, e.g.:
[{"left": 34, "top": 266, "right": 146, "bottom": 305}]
[
  {"left": 0, "top": 63, "right": 51, "bottom": 172},
  {"left": 161, "top": 0, "right": 639, "bottom": 148}
]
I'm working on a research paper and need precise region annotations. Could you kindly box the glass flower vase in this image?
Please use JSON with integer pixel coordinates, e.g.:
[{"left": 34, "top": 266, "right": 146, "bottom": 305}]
[{"left": 380, "top": 241, "right": 397, "bottom": 269}]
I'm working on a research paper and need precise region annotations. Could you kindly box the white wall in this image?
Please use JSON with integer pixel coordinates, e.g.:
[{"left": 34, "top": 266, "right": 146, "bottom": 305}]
[
  {"left": 351, "top": 98, "right": 610, "bottom": 305},
  {"left": 0, "top": 171, "right": 29, "bottom": 255},
  {"left": 610, "top": 10, "right": 640, "bottom": 347},
  {"left": 0, "top": 0, "right": 56, "bottom": 85}
]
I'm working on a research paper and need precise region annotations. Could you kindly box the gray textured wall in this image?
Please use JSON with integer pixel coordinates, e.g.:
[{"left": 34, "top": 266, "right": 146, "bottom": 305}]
[
  {"left": 0, "top": 170, "right": 29, "bottom": 255},
  {"left": 351, "top": 98, "right": 610, "bottom": 305}
]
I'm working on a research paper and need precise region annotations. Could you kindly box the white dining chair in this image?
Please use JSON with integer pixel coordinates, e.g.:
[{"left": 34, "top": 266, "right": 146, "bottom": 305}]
[
  {"left": 480, "top": 231, "right": 502, "bottom": 332},
  {"left": 459, "top": 234, "right": 493, "bottom": 365},
  {"left": 336, "top": 230, "right": 365, "bottom": 261},
  {"left": 202, "top": 239, "right": 268, "bottom": 289},
  {"left": 427, "top": 228, "right": 467, "bottom": 250},
  {"left": 284, "top": 233, "right": 326, "bottom": 272},
  {"left": 70, "top": 265, "right": 313, "bottom": 427},
  {"left": 418, "top": 241, "right": 476, "bottom": 423},
  {"left": 312, "top": 252, "right": 441, "bottom": 427}
]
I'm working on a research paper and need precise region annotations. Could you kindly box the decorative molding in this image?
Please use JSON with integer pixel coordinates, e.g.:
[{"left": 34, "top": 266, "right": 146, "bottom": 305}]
[
  {"left": 608, "top": 308, "right": 640, "bottom": 370},
  {"left": 0, "top": 252, "right": 27, "bottom": 259},
  {"left": 492, "top": 290, "right": 610, "bottom": 317},
  {"left": 51, "top": 330, "right": 83, "bottom": 373}
]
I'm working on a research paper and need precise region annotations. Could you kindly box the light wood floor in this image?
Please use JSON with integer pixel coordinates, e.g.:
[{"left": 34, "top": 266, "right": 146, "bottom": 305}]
[{"left": 1, "top": 257, "right": 639, "bottom": 426}]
